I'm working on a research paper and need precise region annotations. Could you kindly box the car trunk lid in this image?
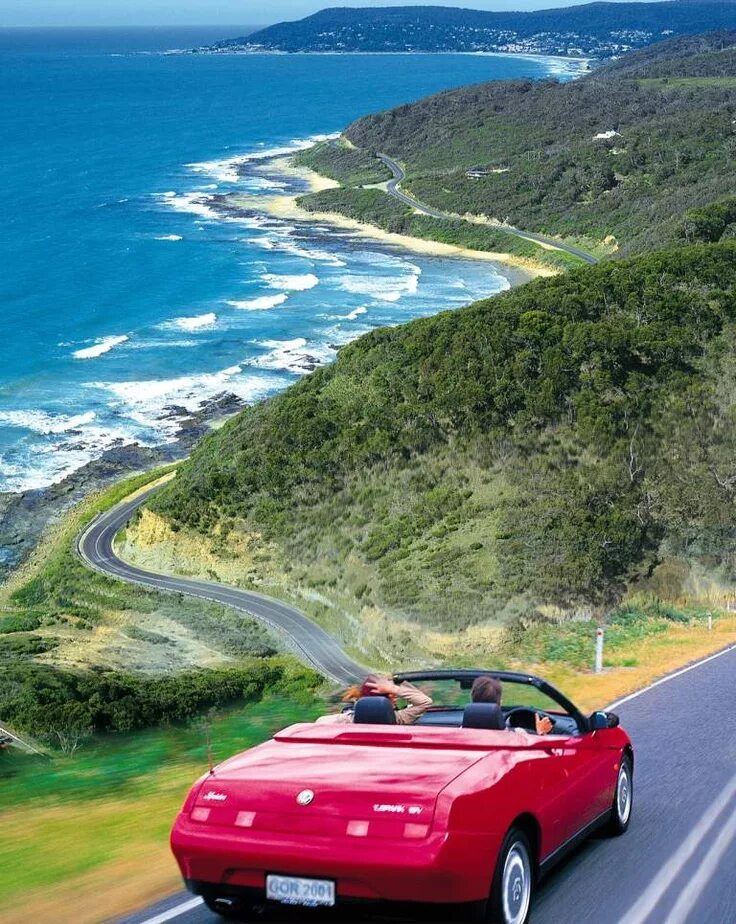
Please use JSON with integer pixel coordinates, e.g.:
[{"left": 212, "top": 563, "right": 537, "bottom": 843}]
[{"left": 192, "top": 724, "right": 490, "bottom": 837}]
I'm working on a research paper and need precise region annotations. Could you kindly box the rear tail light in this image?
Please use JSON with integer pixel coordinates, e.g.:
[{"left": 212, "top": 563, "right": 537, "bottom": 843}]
[
  {"left": 403, "top": 823, "right": 429, "bottom": 839},
  {"left": 191, "top": 807, "right": 211, "bottom": 823},
  {"left": 180, "top": 773, "right": 210, "bottom": 814},
  {"left": 346, "top": 821, "right": 369, "bottom": 837},
  {"left": 235, "top": 811, "right": 256, "bottom": 828}
]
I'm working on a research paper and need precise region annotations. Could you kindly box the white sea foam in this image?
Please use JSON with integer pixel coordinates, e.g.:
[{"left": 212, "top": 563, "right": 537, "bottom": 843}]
[
  {"left": 155, "top": 234, "right": 183, "bottom": 241},
  {"left": 336, "top": 271, "right": 420, "bottom": 302},
  {"left": 262, "top": 273, "right": 319, "bottom": 292},
  {"left": 0, "top": 412, "right": 144, "bottom": 493},
  {"left": 186, "top": 159, "right": 285, "bottom": 187},
  {"left": 226, "top": 294, "right": 289, "bottom": 311},
  {"left": 339, "top": 306, "right": 368, "bottom": 321},
  {"left": 184, "top": 134, "right": 338, "bottom": 184},
  {"left": 249, "top": 236, "right": 346, "bottom": 266},
  {"left": 73, "top": 335, "right": 129, "bottom": 360},
  {"left": 243, "top": 176, "right": 288, "bottom": 190},
  {"left": 227, "top": 133, "right": 339, "bottom": 164},
  {"left": 0, "top": 409, "right": 97, "bottom": 435},
  {"left": 323, "top": 324, "right": 374, "bottom": 346},
  {"left": 186, "top": 158, "right": 243, "bottom": 184},
  {"left": 249, "top": 338, "right": 335, "bottom": 375},
  {"left": 157, "top": 192, "right": 218, "bottom": 219},
  {"left": 127, "top": 339, "right": 198, "bottom": 350},
  {"left": 89, "top": 365, "right": 288, "bottom": 440},
  {"left": 350, "top": 250, "right": 417, "bottom": 270},
  {"left": 160, "top": 312, "right": 217, "bottom": 332}
]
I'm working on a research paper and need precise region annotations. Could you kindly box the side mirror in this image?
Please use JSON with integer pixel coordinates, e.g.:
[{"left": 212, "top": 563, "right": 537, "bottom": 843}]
[
  {"left": 590, "top": 711, "right": 608, "bottom": 731},
  {"left": 589, "top": 711, "right": 620, "bottom": 731}
]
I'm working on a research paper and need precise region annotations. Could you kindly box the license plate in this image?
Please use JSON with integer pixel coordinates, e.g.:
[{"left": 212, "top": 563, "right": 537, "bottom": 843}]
[{"left": 266, "top": 874, "right": 336, "bottom": 907}]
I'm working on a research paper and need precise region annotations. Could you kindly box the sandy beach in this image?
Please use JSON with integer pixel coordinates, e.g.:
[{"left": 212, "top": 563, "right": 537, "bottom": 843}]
[{"left": 240, "top": 156, "right": 556, "bottom": 286}]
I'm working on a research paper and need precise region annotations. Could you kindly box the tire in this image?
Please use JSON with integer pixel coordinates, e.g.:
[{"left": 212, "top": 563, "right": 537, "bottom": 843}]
[
  {"left": 605, "top": 754, "right": 633, "bottom": 836},
  {"left": 487, "top": 827, "right": 534, "bottom": 924}
]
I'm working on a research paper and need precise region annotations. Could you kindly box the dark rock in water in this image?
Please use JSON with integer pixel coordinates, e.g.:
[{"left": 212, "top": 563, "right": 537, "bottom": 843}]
[{"left": 0, "top": 391, "right": 246, "bottom": 584}]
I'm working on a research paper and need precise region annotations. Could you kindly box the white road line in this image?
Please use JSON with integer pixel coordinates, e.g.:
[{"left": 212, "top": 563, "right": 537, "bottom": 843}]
[
  {"left": 616, "top": 771, "right": 736, "bottom": 924},
  {"left": 608, "top": 642, "right": 736, "bottom": 710},
  {"left": 665, "top": 801, "right": 736, "bottom": 924},
  {"left": 138, "top": 896, "right": 203, "bottom": 924}
]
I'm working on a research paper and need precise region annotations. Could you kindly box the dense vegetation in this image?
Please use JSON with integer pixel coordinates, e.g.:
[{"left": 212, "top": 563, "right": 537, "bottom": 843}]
[
  {"left": 295, "top": 141, "right": 390, "bottom": 187},
  {"left": 221, "top": 3, "right": 736, "bottom": 58},
  {"left": 0, "top": 658, "right": 318, "bottom": 740},
  {"left": 298, "top": 183, "right": 577, "bottom": 269},
  {"left": 297, "top": 34, "right": 736, "bottom": 257},
  {"left": 0, "top": 471, "right": 291, "bottom": 741},
  {"left": 8, "top": 34, "right": 736, "bottom": 743},
  {"left": 153, "top": 243, "right": 736, "bottom": 633}
]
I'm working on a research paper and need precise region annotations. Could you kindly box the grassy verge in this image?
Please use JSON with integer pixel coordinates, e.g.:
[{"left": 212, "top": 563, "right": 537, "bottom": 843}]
[
  {"left": 1, "top": 466, "right": 177, "bottom": 602},
  {"left": 1, "top": 685, "right": 324, "bottom": 924}
]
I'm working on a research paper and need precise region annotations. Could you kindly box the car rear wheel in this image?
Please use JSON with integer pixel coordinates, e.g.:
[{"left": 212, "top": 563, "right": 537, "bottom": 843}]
[
  {"left": 487, "top": 827, "right": 533, "bottom": 924},
  {"left": 606, "top": 754, "right": 633, "bottom": 836}
]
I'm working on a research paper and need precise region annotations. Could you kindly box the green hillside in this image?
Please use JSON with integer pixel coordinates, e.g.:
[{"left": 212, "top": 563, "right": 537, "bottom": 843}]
[
  {"left": 297, "top": 33, "right": 736, "bottom": 257},
  {"left": 153, "top": 242, "right": 736, "bottom": 648}
]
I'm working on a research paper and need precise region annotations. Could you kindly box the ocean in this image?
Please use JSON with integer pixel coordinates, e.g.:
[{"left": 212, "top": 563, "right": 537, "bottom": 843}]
[{"left": 0, "top": 27, "right": 582, "bottom": 495}]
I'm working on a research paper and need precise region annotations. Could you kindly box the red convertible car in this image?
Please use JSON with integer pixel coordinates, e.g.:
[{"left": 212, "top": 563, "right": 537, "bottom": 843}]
[{"left": 171, "top": 669, "right": 633, "bottom": 923}]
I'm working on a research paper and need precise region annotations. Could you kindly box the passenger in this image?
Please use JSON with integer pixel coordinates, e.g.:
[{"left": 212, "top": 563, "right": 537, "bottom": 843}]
[
  {"left": 471, "top": 675, "right": 553, "bottom": 735},
  {"left": 316, "top": 674, "right": 432, "bottom": 725}
]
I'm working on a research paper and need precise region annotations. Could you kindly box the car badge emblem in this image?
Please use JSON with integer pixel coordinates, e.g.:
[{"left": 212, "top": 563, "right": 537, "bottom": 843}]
[{"left": 296, "top": 789, "right": 314, "bottom": 805}]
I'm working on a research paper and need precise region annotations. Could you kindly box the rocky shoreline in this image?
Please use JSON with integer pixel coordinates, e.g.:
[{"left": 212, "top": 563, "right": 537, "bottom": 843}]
[{"left": 0, "top": 392, "right": 245, "bottom": 582}]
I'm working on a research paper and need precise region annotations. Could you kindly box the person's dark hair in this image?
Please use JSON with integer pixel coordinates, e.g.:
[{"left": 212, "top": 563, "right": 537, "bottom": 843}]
[{"left": 471, "top": 676, "right": 502, "bottom": 705}]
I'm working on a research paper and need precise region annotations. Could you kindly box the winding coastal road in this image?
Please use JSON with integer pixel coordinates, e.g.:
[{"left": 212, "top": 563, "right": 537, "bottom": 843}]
[
  {"left": 377, "top": 153, "right": 599, "bottom": 266},
  {"left": 77, "top": 486, "right": 367, "bottom": 685},
  {"left": 80, "top": 487, "right": 736, "bottom": 924}
]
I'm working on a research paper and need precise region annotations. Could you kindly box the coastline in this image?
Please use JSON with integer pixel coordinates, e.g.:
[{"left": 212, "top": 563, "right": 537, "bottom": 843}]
[
  {"left": 0, "top": 394, "right": 243, "bottom": 584},
  {"left": 229, "top": 156, "right": 553, "bottom": 285},
  {"left": 1, "top": 143, "right": 547, "bottom": 583},
  {"left": 174, "top": 48, "right": 593, "bottom": 75}
]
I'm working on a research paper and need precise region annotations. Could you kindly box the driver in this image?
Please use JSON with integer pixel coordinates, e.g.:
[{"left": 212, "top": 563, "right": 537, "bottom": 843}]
[{"left": 471, "top": 676, "right": 553, "bottom": 735}]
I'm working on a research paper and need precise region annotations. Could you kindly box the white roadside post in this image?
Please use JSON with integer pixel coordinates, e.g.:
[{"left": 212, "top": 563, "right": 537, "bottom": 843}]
[
  {"left": 707, "top": 612, "right": 713, "bottom": 632},
  {"left": 595, "top": 627, "right": 604, "bottom": 673}
]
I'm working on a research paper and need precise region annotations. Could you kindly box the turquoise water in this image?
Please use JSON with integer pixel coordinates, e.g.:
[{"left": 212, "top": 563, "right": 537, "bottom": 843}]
[{"left": 0, "top": 29, "right": 579, "bottom": 492}]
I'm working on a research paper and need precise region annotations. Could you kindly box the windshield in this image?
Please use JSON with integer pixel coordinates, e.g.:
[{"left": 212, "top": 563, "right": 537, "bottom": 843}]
[
  {"left": 400, "top": 675, "right": 581, "bottom": 734},
  {"left": 413, "top": 678, "right": 570, "bottom": 715}
]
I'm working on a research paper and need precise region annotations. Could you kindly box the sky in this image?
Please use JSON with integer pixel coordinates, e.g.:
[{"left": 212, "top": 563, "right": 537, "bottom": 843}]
[{"left": 0, "top": 0, "right": 666, "bottom": 28}]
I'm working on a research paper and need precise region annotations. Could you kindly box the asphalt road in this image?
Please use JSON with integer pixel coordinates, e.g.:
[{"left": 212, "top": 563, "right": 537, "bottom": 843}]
[
  {"left": 377, "top": 153, "right": 599, "bottom": 266},
  {"left": 112, "top": 642, "right": 736, "bottom": 924},
  {"left": 77, "top": 487, "right": 368, "bottom": 685}
]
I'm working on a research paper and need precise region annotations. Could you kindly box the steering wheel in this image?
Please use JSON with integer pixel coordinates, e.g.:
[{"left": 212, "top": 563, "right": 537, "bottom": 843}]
[{"left": 504, "top": 706, "right": 556, "bottom": 732}]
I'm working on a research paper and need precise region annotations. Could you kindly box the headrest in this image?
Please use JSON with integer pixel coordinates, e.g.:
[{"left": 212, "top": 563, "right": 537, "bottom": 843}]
[
  {"left": 353, "top": 696, "right": 397, "bottom": 725},
  {"left": 462, "top": 703, "right": 505, "bottom": 730}
]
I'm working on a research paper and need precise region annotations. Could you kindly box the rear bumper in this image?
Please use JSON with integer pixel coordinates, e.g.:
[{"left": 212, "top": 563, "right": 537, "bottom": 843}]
[
  {"left": 171, "top": 813, "right": 498, "bottom": 904},
  {"left": 188, "top": 881, "right": 487, "bottom": 920}
]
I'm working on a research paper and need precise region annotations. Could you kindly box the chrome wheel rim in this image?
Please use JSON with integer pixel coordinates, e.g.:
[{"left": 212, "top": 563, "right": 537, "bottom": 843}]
[
  {"left": 617, "top": 762, "right": 632, "bottom": 825},
  {"left": 502, "top": 840, "right": 531, "bottom": 924}
]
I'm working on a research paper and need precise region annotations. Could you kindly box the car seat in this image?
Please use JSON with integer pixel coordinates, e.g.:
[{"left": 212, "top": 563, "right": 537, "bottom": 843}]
[
  {"left": 462, "top": 703, "right": 505, "bottom": 730},
  {"left": 353, "top": 696, "right": 397, "bottom": 725}
]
